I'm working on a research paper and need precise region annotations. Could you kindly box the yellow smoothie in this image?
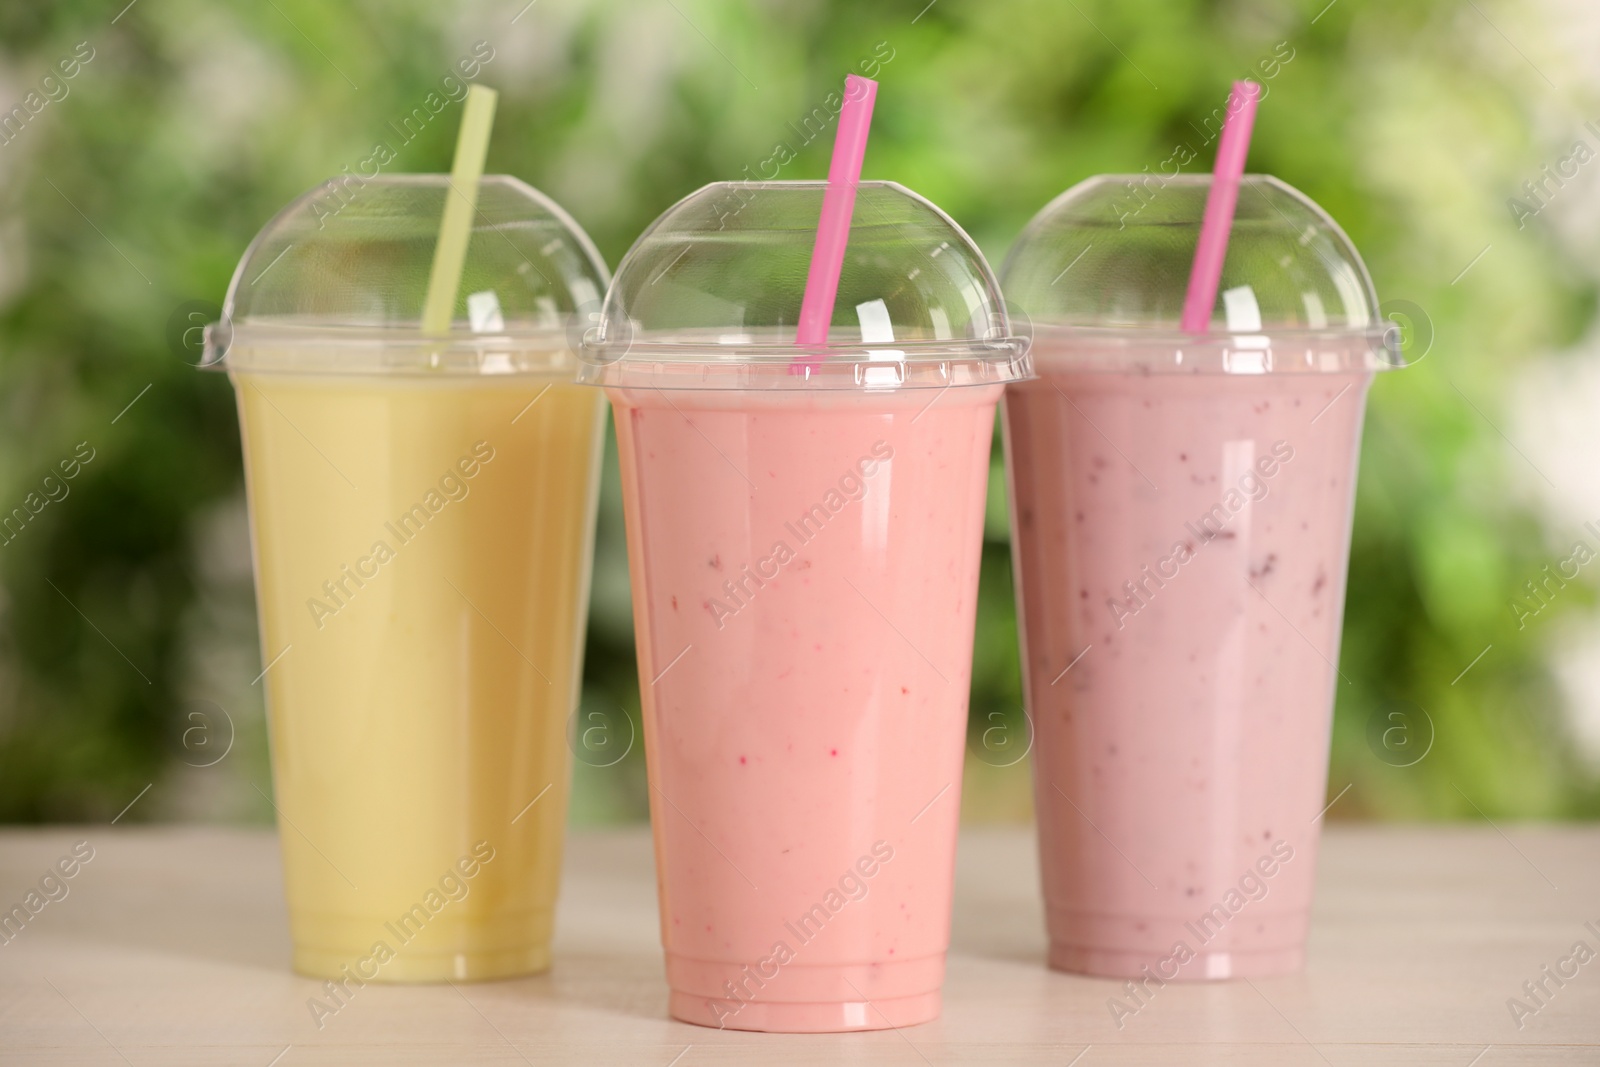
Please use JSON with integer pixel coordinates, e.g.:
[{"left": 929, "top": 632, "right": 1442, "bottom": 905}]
[{"left": 234, "top": 370, "right": 604, "bottom": 982}]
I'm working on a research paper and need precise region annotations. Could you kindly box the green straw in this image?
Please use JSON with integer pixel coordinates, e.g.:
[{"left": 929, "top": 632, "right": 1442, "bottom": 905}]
[{"left": 421, "top": 84, "right": 499, "bottom": 336}]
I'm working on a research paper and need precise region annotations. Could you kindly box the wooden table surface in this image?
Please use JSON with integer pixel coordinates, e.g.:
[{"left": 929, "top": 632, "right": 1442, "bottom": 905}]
[{"left": 1, "top": 825, "right": 1597, "bottom": 1065}]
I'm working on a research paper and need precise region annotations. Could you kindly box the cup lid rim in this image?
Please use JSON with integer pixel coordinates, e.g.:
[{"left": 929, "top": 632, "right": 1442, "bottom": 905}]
[
  {"left": 1025, "top": 322, "right": 1393, "bottom": 343},
  {"left": 581, "top": 334, "right": 1030, "bottom": 359}
]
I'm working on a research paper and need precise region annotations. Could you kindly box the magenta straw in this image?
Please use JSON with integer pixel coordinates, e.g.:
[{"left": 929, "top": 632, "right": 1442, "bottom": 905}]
[
  {"left": 1180, "top": 80, "right": 1262, "bottom": 334},
  {"left": 792, "top": 74, "right": 879, "bottom": 370}
]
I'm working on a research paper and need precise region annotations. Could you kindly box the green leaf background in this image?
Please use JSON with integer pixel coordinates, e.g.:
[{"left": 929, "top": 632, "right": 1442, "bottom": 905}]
[{"left": 1, "top": 0, "right": 1596, "bottom": 823}]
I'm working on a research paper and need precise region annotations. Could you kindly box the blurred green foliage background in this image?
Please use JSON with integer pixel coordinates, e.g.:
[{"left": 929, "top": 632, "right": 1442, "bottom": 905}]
[{"left": 1, "top": 0, "right": 1597, "bottom": 824}]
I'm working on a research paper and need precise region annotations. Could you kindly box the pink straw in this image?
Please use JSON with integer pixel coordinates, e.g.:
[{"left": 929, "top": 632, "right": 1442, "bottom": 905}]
[
  {"left": 793, "top": 74, "right": 879, "bottom": 366},
  {"left": 1180, "top": 80, "right": 1262, "bottom": 334}
]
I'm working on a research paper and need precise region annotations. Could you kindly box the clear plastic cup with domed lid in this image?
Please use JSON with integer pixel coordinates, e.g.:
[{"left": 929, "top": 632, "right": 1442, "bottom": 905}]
[
  {"left": 1001, "top": 164, "right": 1400, "bottom": 982},
  {"left": 203, "top": 162, "right": 610, "bottom": 983},
  {"left": 580, "top": 176, "right": 1029, "bottom": 1031}
]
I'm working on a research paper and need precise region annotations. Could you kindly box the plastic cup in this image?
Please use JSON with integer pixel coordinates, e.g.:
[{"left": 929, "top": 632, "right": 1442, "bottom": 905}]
[
  {"left": 1000, "top": 175, "right": 1398, "bottom": 980},
  {"left": 205, "top": 175, "right": 608, "bottom": 982},
  {"left": 581, "top": 181, "right": 1029, "bottom": 1031}
]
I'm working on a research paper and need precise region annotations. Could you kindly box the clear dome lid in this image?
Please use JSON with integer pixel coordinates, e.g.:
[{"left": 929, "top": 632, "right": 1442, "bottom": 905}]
[
  {"left": 204, "top": 175, "right": 608, "bottom": 376},
  {"left": 1001, "top": 175, "right": 1398, "bottom": 373},
  {"left": 579, "top": 180, "right": 1030, "bottom": 390}
]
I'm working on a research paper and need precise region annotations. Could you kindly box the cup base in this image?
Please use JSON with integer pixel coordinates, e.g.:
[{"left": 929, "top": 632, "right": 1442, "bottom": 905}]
[
  {"left": 669, "top": 990, "right": 940, "bottom": 1033},
  {"left": 664, "top": 951, "right": 945, "bottom": 1031},
  {"left": 292, "top": 942, "right": 551, "bottom": 984},
  {"left": 1049, "top": 941, "right": 1305, "bottom": 981}
]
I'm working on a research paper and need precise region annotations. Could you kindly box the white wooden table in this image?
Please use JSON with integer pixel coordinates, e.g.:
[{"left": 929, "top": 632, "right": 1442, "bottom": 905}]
[{"left": 2, "top": 826, "right": 1597, "bottom": 1065}]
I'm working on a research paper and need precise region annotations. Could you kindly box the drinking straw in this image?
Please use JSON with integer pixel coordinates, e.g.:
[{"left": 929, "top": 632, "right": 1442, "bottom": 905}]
[
  {"left": 421, "top": 84, "right": 499, "bottom": 336},
  {"left": 1180, "top": 80, "right": 1262, "bottom": 334},
  {"left": 793, "top": 74, "right": 879, "bottom": 365}
]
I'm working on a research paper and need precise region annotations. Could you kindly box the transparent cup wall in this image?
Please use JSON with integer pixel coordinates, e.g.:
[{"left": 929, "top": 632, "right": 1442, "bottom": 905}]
[
  {"left": 583, "top": 180, "right": 1029, "bottom": 1030},
  {"left": 213, "top": 175, "right": 609, "bottom": 981},
  {"left": 1000, "top": 175, "right": 1393, "bottom": 980}
]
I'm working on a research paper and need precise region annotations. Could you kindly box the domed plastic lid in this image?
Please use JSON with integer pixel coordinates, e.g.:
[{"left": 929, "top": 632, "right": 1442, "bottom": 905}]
[
  {"left": 1001, "top": 175, "right": 1398, "bottom": 373},
  {"left": 204, "top": 175, "right": 607, "bottom": 376},
  {"left": 579, "top": 181, "right": 1029, "bottom": 390}
]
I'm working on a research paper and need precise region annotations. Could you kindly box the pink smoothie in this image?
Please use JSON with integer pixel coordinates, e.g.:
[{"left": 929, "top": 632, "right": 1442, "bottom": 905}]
[
  {"left": 1004, "top": 356, "right": 1372, "bottom": 980},
  {"left": 609, "top": 382, "right": 1001, "bottom": 1032}
]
